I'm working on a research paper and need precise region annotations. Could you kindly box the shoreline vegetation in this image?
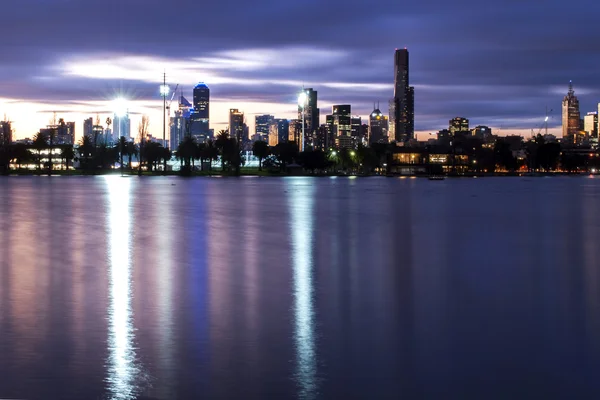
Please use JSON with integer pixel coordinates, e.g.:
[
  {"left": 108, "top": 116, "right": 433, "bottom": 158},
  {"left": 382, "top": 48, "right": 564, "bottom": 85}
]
[{"left": 2, "top": 128, "right": 599, "bottom": 178}]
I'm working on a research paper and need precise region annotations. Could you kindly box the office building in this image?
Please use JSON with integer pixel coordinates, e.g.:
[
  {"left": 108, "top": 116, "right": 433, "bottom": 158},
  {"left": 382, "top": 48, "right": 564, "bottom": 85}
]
[
  {"left": 255, "top": 115, "right": 274, "bottom": 142},
  {"left": 229, "top": 109, "right": 245, "bottom": 143},
  {"left": 190, "top": 83, "right": 210, "bottom": 142},
  {"left": 113, "top": 114, "right": 131, "bottom": 142},
  {"left": 351, "top": 116, "right": 362, "bottom": 146},
  {"left": 369, "top": 107, "right": 389, "bottom": 144},
  {"left": 584, "top": 112, "right": 598, "bottom": 138},
  {"left": 389, "top": 49, "right": 414, "bottom": 143},
  {"left": 83, "top": 118, "right": 93, "bottom": 140},
  {"left": 562, "top": 81, "right": 580, "bottom": 143},
  {"left": 170, "top": 95, "right": 193, "bottom": 150},
  {"left": 298, "top": 88, "right": 319, "bottom": 149},
  {"left": 268, "top": 123, "right": 279, "bottom": 146},
  {"left": 288, "top": 119, "right": 302, "bottom": 147},
  {"left": 276, "top": 119, "right": 289, "bottom": 144},
  {"left": 0, "top": 121, "right": 12, "bottom": 145},
  {"left": 450, "top": 117, "right": 470, "bottom": 135},
  {"left": 326, "top": 105, "right": 352, "bottom": 149},
  {"left": 471, "top": 125, "right": 492, "bottom": 140}
]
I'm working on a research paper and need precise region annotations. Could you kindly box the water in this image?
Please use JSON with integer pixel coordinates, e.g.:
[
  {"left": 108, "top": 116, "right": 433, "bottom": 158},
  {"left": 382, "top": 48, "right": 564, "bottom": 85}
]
[{"left": 1, "top": 176, "right": 600, "bottom": 399}]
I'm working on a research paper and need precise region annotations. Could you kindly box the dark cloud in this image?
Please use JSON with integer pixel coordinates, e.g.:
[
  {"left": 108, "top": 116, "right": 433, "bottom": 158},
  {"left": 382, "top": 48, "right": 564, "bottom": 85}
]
[{"left": 0, "top": 0, "right": 598, "bottom": 134}]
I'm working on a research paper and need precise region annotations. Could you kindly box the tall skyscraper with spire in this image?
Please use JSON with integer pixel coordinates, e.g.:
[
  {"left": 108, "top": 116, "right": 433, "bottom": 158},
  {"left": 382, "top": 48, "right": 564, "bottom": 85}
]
[
  {"left": 562, "top": 81, "right": 580, "bottom": 143},
  {"left": 389, "top": 48, "right": 414, "bottom": 143}
]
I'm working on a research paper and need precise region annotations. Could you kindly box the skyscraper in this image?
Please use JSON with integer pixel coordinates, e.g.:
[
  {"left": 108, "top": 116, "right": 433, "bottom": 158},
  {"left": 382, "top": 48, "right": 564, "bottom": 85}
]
[
  {"left": 255, "top": 115, "right": 274, "bottom": 142},
  {"left": 326, "top": 105, "right": 352, "bottom": 149},
  {"left": 170, "top": 95, "right": 193, "bottom": 150},
  {"left": 83, "top": 117, "right": 93, "bottom": 139},
  {"left": 113, "top": 114, "right": 131, "bottom": 142},
  {"left": 190, "top": 83, "right": 210, "bottom": 142},
  {"left": 369, "top": 107, "right": 389, "bottom": 144},
  {"left": 298, "top": 88, "right": 319, "bottom": 148},
  {"left": 229, "top": 109, "right": 245, "bottom": 143},
  {"left": 276, "top": 119, "right": 289, "bottom": 144},
  {"left": 449, "top": 117, "right": 469, "bottom": 135},
  {"left": 584, "top": 112, "right": 598, "bottom": 138},
  {"left": 389, "top": 49, "right": 414, "bottom": 143},
  {"left": 562, "top": 81, "right": 580, "bottom": 143}
]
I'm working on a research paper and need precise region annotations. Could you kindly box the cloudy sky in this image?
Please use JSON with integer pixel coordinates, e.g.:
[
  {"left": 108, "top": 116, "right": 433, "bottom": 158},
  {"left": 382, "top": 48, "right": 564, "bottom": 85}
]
[{"left": 1, "top": 0, "right": 598, "bottom": 141}]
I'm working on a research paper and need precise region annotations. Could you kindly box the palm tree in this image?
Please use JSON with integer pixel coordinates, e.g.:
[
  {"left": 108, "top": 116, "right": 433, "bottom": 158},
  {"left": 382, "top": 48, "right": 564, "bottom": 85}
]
[
  {"left": 177, "top": 135, "right": 196, "bottom": 171},
  {"left": 61, "top": 145, "right": 75, "bottom": 171},
  {"left": 32, "top": 132, "right": 47, "bottom": 171},
  {"left": 196, "top": 142, "right": 206, "bottom": 171},
  {"left": 205, "top": 140, "right": 219, "bottom": 171},
  {"left": 215, "top": 130, "right": 230, "bottom": 171},
  {"left": 126, "top": 141, "right": 137, "bottom": 170},
  {"left": 252, "top": 140, "right": 270, "bottom": 171}
]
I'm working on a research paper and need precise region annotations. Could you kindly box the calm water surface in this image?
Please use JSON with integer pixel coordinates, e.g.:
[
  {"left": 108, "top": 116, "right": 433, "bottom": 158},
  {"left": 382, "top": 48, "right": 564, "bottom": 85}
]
[{"left": 1, "top": 176, "right": 600, "bottom": 399}]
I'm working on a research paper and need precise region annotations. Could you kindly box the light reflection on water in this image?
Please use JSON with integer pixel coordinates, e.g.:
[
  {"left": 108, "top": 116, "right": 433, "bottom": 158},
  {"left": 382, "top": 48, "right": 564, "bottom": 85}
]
[
  {"left": 287, "top": 178, "right": 318, "bottom": 399},
  {"left": 105, "top": 177, "right": 140, "bottom": 400}
]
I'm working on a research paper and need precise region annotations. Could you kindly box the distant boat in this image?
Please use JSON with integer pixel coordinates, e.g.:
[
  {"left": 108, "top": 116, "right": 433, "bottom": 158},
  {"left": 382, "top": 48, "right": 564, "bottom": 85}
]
[{"left": 428, "top": 175, "right": 446, "bottom": 181}]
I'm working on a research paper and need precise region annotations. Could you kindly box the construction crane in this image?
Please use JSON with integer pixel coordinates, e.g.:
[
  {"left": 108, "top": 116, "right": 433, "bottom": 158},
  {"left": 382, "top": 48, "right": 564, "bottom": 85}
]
[
  {"left": 532, "top": 107, "right": 553, "bottom": 138},
  {"left": 165, "top": 84, "right": 179, "bottom": 117}
]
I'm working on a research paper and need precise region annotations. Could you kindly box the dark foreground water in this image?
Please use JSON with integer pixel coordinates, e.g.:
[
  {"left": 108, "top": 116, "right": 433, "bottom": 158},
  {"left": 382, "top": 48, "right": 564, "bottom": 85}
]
[{"left": 1, "top": 176, "right": 600, "bottom": 399}]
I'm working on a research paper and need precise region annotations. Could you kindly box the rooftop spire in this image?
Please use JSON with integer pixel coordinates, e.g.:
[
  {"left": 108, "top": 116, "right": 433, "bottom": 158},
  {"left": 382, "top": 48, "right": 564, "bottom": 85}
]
[{"left": 568, "top": 80, "right": 574, "bottom": 95}]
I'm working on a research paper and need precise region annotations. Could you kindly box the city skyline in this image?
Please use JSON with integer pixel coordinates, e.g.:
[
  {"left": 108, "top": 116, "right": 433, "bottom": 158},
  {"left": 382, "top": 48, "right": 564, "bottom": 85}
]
[{"left": 0, "top": 0, "right": 597, "bottom": 141}]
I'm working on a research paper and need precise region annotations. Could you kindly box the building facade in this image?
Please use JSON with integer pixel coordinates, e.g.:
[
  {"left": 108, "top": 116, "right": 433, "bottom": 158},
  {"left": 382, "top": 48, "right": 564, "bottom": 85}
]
[
  {"left": 255, "top": 115, "right": 274, "bottom": 142},
  {"left": 298, "top": 88, "right": 319, "bottom": 149},
  {"left": 190, "top": 83, "right": 210, "bottom": 142},
  {"left": 229, "top": 109, "right": 245, "bottom": 143},
  {"left": 326, "top": 105, "right": 352, "bottom": 149},
  {"left": 113, "top": 114, "right": 131, "bottom": 142},
  {"left": 369, "top": 108, "right": 389, "bottom": 144},
  {"left": 83, "top": 118, "right": 93, "bottom": 140},
  {"left": 450, "top": 117, "right": 470, "bottom": 135},
  {"left": 389, "top": 49, "right": 415, "bottom": 143},
  {"left": 584, "top": 112, "right": 598, "bottom": 138},
  {"left": 170, "top": 95, "right": 193, "bottom": 150},
  {"left": 562, "top": 81, "right": 580, "bottom": 143}
]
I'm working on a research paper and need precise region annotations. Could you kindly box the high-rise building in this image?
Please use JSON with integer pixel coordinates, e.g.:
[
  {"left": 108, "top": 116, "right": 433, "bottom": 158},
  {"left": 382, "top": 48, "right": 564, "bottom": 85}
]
[
  {"left": 351, "top": 116, "right": 362, "bottom": 146},
  {"left": 562, "top": 81, "right": 580, "bottom": 143},
  {"left": 369, "top": 107, "right": 389, "bottom": 144},
  {"left": 298, "top": 88, "right": 319, "bottom": 149},
  {"left": 449, "top": 117, "right": 470, "bottom": 135},
  {"left": 83, "top": 118, "right": 93, "bottom": 140},
  {"left": 170, "top": 95, "right": 193, "bottom": 150},
  {"left": 190, "top": 83, "right": 210, "bottom": 142},
  {"left": 57, "top": 121, "right": 75, "bottom": 145},
  {"left": 472, "top": 125, "right": 492, "bottom": 140},
  {"left": 113, "top": 114, "right": 131, "bottom": 142},
  {"left": 326, "top": 105, "right": 352, "bottom": 149},
  {"left": 389, "top": 49, "right": 414, "bottom": 143},
  {"left": 255, "top": 115, "right": 274, "bottom": 142},
  {"left": 276, "top": 119, "right": 289, "bottom": 144},
  {"left": 92, "top": 125, "right": 104, "bottom": 146},
  {"left": 584, "top": 112, "right": 598, "bottom": 138},
  {"left": 229, "top": 109, "right": 245, "bottom": 143},
  {"left": 0, "top": 121, "right": 12, "bottom": 145},
  {"left": 288, "top": 119, "right": 302, "bottom": 147}
]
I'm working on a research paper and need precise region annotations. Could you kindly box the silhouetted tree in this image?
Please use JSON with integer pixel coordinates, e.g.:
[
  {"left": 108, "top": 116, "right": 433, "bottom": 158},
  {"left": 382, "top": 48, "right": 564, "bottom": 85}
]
[
  {"left": 177, "top": 135, "right": 196, "bottom": 172},
  {"left": 272, "top": 141, "right": 298, "bottom": 172},
  {"left": 32, "top": 132, "right": 47, "bottom": 171},
  {"left": 215, "top": 130, "right": 230, "bottom": 171},
  {"left": 252, "top": 140, "right": 270, "bottom": 171},
  {"left": 61, "top": 145, "right": 75, "bottom": 171},
  {"left": 78, "top": 136, "right": 94, "bottom": 171}
]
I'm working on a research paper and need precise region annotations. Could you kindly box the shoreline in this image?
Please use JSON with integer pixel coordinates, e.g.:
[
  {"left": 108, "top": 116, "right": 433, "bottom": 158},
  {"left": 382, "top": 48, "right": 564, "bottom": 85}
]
[{"left": 0, "top": 170, "right": 596, "bottom": 178}]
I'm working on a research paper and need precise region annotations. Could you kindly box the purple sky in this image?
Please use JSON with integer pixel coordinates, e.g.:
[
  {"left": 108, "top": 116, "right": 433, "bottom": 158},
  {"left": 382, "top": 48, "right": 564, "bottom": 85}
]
[{"left": 1, "top": 0, "right": 598, "bottom": 140}]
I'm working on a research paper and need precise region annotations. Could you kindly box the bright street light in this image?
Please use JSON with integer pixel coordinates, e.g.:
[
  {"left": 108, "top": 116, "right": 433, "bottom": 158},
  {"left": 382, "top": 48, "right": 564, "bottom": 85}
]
[
  {"left": 331, "top": 151, "right": 337, "bottom": 156},
  {"left": 160, "top": 84, "right": 170, "bottom": 97},
  {"left": 350, "top": 151, "right": 356, "bottom": 156}
]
